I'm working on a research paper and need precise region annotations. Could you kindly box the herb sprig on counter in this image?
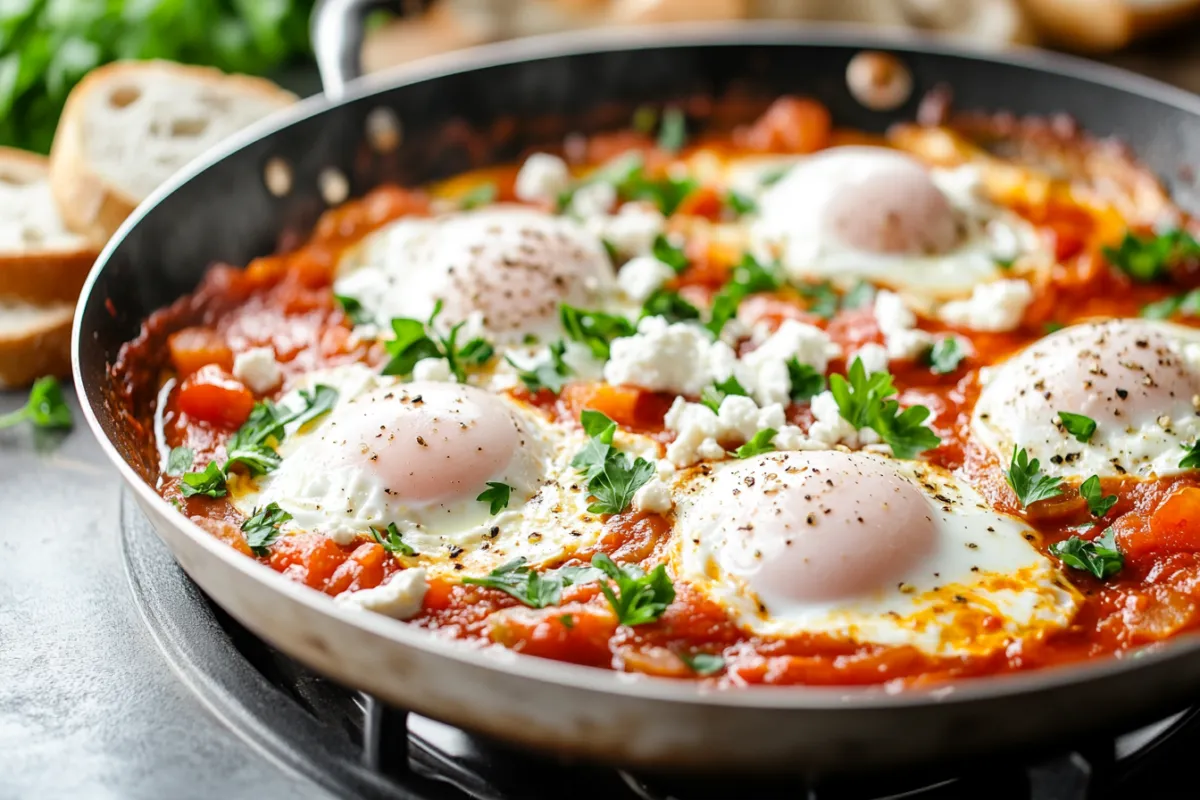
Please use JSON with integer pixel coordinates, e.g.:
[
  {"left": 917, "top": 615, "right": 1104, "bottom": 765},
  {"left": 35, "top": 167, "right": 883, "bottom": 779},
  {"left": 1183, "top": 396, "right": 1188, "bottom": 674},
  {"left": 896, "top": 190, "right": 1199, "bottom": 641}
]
[{"left": 0, "top": 377, "right": 72, "bottom": 431}]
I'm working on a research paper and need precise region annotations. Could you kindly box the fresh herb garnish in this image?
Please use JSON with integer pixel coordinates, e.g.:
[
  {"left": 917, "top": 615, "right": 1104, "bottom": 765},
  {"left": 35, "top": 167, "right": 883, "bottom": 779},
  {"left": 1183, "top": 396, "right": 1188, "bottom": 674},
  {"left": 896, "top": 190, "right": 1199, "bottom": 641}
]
[
  {"left": 1044, "top": 322, "right": 1064, "bottom": 334},
  {"left": 651, "top": 234, "right": 689, "bottom": 274},
  {"left": 796, "top": 281, "right": 839, "bottom": 319},
  {"left": 566, "top": 153, "right": 696, "bottom": 216},
  {"left": 477, "top": 481, "right": 513, "bottom": 515},
  {"left": 459, "top": 182, "right": 498, "bottom": 209},
  {"left": 1139, "top": 288, "right": 1200, "bottom": 320},
  {"left": 508, "top": 340, "right": 572, "bottom": 394},
  {"left": 334, "top": 294, "right": 373, "bottom": 326},
  {"left": 1050, "top": 528, "right": 1124, "bottom": 579},
  {"left": 1004, "top": 446, "right": 1064, "bottom": 508},
  {"left": 370, "top": 522, "right": 417, "bottom": 557},
  {"left": 699, "top": 376, "right": 749, "bottom": 413},
  {"left": 560, "top": 305, "right": 636, "bottom": 360},
  {"left": 657, "top": 107, "right": 687, "bottom": 153},
  {"left": 1079, "top": 475, "right": 1117, "bottom": 518},
  {"left": 706, "top": 253, "right": 782, "bottom": 336},
  {"left": 1103, "top": 229, "right": 1200, "bottom": 283},
  {"left": 383, "top": 300, "right": 493, "bottom": 380},
  {"left": 241, "top": 503, "right": 292, "bottom": 557},
  {"left": 642, "top": 289, "right": 700, "bottom": 323},
  {"left": 724, "top": 190, "right": 757, "bottom": 216},
  {"left": 840, "top": 280, "right": 877, "bottom": 311},
  {"left": 827, "top": 359, "right": 940, "bottom": 459},
  {"left": 1058, "top": 411, "right": 1097, "bottom": 443},
  {"left": 166, "top": 446, "right": 194, "bottom": 477},
  {"left": 632, "top": 105, "right": 658, "bottom": 134},
  {"left": 733, "top": 429, "right": 777, "bottom": 459},
  {"left": 179, "top": 461, "right": 227, "bottom": 498},
  {"left": 786, "top": 358, "right": 826, "bottom": 403},
  {"left": 462, "top": 557, "right": 563, "bottom": 608},
  {"left": 1180, "top": 441, "right": 1200, "bottom": 470},
  {"left": 995, "top": 257, "right": 1016, "bottom": 271},
  {"left": 926, "top": 337, "right": 966, "bottom": 375},
  {"left": 571, "top": 410, "right": 655, "bottom": 515},
  {"left": 0, "top": 376, "right": 73, "bottom": 431},
  {"left": 678, "top": 651, "right": 725, "bottom": 676},
  {"left": 558, "top": 614, "right": 575, "bottom": 628},
  {"left": 592, "top": 553, "right": 675, "bottom": 626}
]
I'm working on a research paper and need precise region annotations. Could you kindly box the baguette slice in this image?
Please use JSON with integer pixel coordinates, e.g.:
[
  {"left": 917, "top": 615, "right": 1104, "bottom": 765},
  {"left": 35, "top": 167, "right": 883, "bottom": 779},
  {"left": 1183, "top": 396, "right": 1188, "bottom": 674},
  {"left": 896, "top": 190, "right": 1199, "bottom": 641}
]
[
  {"left": 49, "top": 60, "right": 297, "bottom": 242},
  {"left": 1019, "top": 0, "right": 1200, "bottom": 51},
  {"left": 0, "top": 302, "right": 74, "bottom": 389}
]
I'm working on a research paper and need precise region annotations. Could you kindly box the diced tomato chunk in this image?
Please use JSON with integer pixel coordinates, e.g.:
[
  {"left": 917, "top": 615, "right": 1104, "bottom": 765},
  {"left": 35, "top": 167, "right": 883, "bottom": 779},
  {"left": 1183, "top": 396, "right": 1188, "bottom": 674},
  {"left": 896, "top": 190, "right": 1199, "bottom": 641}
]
[
  {"left": 561, "top": 383, "right": 672, "bottom": 429},
  {"left": 168, "top": 327, "right": 233, "bottom": 375},
  {"left": 326, "top": 542, "right": 389, "bottom": 594},
  {"left": 270, "top": 532, "right": 352, "bottom": 592},
  {"left": 487, "top": 603, "right": 617, "bottom": 666},
  {"left": 674, "top": 186, "right": 723, "bottom": 221},
  {"left": 177, "top": 365, "right": 255, "bottom": 428},
  {"left": 1118, "top": 486, "right": 1200, "bottom": 561},
  {"left": 735, "top": 97, "right": 831, "bottom": 154}
]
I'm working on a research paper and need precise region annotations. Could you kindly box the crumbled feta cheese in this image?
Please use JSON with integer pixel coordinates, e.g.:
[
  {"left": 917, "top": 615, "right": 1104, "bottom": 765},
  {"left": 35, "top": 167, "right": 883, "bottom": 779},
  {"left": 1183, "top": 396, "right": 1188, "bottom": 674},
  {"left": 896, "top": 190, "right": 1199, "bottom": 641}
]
[
  {"left": 772, "top": 424, "right": 822, "bottom": 452},
  {"left": 664, "top": 395, "right": 787, "bottom": 467},
  {"left": 808, "top": 390, "right": 860, "bottom": 448},
  {"left": 938, "top": 280, "right": 1033, "bottom": 332},
  {"left": 586, "top": 202, "right": 665, "bottom": 257},
  {"left": 850, "top": 343, "right": 889, "bottom": 375},
  {"left": 412, "top": 357, "right": 454, "bottom": 382},
  {"left": 569, "top": 181, "right": 616, "bottom": 218},
  {"left": 514, "top": 153, "right": 570, "bottom": 203},
  {"left": 633, "top": 477, "right": 674, "bottom": 514},
  {"left": 232, "top": 346, "right": 282, "bottom": 394},
  {"left": 559, "top": 339, "right": 604, "bottom": 381},
  {"left": 738, "top": 319, "right": 839, "bottom": 406},
  {"left": 334, "top": 569, "right": 428, "bottom": 620},
  {"left": 719, "top": 318, "right": 750, "bottom": 346},
  {"left": 617, "top": 255, "right": 675, "bottom": 302},
  {"left": 874, "top": 290, "right": 935, "bottom": 361},
  {"left": 604, "top": 316, "right": 736, "bottom": 396}
]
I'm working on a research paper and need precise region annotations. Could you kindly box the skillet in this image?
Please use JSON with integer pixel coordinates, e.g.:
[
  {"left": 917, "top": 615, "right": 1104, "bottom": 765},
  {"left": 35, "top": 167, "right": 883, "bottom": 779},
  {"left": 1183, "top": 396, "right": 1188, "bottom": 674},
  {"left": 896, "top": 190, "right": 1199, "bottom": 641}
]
[{"left": 73, "top": 1, "right": 1200, "bottom": 774}]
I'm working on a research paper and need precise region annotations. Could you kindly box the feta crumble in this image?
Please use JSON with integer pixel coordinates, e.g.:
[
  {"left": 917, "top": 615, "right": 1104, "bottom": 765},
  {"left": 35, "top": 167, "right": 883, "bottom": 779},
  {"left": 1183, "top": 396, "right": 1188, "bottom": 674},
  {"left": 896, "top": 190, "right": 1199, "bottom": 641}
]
[
  {"left": 739, "top": 320, "right": 839, "bottom": 406},
  {"left": 514, "top": 153, "right": 570, "bottom": 203},
  {"left": 617, "top": 255, "right": 675, "bottom": 302},
  {"left": 586, "top": 202, "right": 665, "bottom": 257},
  {"left": 850, "top": 343, "right": 889, "bottom": 376},
  {"left": 632, "top": 477, "right": 674, "bottom": 514},
  {"left": 604, "top": 316, "right": 737, "bottom": 396},
  {"left": 569, "top": 181, "right": 616, "bottom": 218},
  {"left": 938, "top": 280, "right": 1033, "bottom": 332},
  {"left": 412, "top": 357, "right": 454, "bottom": 382},
  {"left": 334, "top": 569, "right": 428, "bottom": 620},
  {"left": 232, "top": 346, "right": 282, "bottom": 394},
  {"left": 874, "top": 290, "right": 935, "bottom": 361},
  {"left": 665, "top": 395, "right": 787, "bottom": 467}
]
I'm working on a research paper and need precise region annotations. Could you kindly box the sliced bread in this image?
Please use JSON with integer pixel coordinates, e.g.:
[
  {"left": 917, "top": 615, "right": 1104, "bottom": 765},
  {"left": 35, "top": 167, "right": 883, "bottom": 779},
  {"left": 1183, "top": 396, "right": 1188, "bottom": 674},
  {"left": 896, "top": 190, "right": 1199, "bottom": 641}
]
[
  {"left": 49, "top": 60, "right": 297, "bottom": 242},
  {"left": 0, "top": 302, "right": 74, "bottom": 389}
]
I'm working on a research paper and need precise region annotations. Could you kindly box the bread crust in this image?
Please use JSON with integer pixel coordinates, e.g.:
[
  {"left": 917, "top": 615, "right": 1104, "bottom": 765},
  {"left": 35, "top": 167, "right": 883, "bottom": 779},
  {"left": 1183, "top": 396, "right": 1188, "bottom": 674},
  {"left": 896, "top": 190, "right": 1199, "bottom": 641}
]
[
  {"left": 48, "top": 60, "right": 296, "bottom": 242},
  {"left": 1019, "top": 0, "right": 1200, "bottom": 51},
  {"left": 0, "top": 305, "right": 73, "bottom": 389}
]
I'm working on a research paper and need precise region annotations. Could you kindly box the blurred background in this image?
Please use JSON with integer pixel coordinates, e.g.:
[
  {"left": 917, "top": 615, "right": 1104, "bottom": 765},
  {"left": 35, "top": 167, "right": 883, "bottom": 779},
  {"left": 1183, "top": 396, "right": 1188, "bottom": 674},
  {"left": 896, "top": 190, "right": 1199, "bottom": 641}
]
[{"left": 2, "top": 0, "right": 1198, "bottom": 154}]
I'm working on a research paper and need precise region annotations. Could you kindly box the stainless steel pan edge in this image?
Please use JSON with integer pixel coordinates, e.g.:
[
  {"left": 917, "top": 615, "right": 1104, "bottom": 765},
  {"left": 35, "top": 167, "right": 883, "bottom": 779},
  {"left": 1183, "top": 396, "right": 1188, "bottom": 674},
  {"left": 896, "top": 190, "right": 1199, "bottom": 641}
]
[{"left": 73, "top": 22, "right": 1200, "bottom": 772}]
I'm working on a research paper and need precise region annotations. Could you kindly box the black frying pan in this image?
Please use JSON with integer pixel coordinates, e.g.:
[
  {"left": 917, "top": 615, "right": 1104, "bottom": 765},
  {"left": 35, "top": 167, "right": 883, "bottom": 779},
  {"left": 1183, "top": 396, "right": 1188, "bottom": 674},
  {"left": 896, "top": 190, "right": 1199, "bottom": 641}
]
[{"left": 73, "top": 3, "right": 1200, "bottom": 774}]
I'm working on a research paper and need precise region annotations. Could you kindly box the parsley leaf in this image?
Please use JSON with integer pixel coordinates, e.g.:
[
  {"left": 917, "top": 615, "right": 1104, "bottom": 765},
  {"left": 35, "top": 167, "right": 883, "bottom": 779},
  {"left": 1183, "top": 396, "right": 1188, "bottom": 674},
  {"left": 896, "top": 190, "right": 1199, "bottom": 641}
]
[
  {"left": 733, "top": 429, "right": 777, "bottom": 459},
  {"left": 571, "top": 411, "right": 654, "bottom": 514},
  {"left": 459, "top": 182, "right": 497, "bottom": 209},
  {"left": 508, "top": 340, "right": 572, "bottom": 394},
  {"left": 0, "top": 376, "right": 73, "bottom": 430},
  {"left": 642, "top": 289, "right": 700, "bottom": 323},
  {"left": 179, "top": 461, "right": 227, "bottom": 498},
  {"left": 1182, "top": 441, "right": 1200, "bottom": 470},
  {"left": 1005, "top": 446, "right": 1064, "bottom": 508},
  {"left": 477, "top": 481, "right": 512, "bottom": 515},
  {"left": 166, "top": 446, "right": 194, "bottom": 477},
  {"left": 335, "top": 294, "right": 373, "bottom": 326},
  {"left": 462, "top": 557, "right": 562, "bottom": 608},
  {"left": 828, "top": 359, "right": 940, "bottom": 458},
  {"left": 1050, "top": 528, "right": 1123, "bottom": 579},
  {"left": 1103, "top": 229, "right": 1200, "bottom": 283},
  {"left": 678, "top": 651, "right": 725, "bottom": 676},
  {"left": 370, "top": 522, "right": 416, "bottom": 557},
  {"left": 871, "top": 402, "right": 941, "bottom": 460},
  {"left": 840, "top": 280, "right": 877, "bottom": 311},
  {"left": 786, "top": 359, "right": 826, "bottom": 403},
  {"left": 632, "top": 105, "right": 657, "bottom": 134},
  {"left": 699, "top": 375, "right": 749, "bottom": 413},
  {"left": 1079, "top": 475, "right": 1117, "bottom": 518},
  {"left": 796, "top": 281, "right": 839, "bottom": 319},
  {"left": 657, "top": 107, "right": 687, "bottom": 153},
  {"left": 1139, "top": 288, "right": 1200, "bottom": 320},
  {"left": 651, "top": 234, "right": 689, "bottom": 274},
  {"left": 569, "top": 153, "right": 696, "bottom": 216},
  {"left": 592, "top": 553, "right": 675, "bottom": 626},
  {"left": 1058, "top": 411, "right": 1097, "bottom": 443},
  {"left": 706, "top": 253, "right": 782, "bottom": 336},
  {"left": 241, "top": 502, "right": 292, "bottom": 556},
  {"left": 383, "top": 301, "right": 493, "bottom": 380},
  {"left": 724, "top": 190, "right": 756, "bottom": 216},
  {"left": 926, "top": 337, "right": 966, "bottom": 375},
  {"left": 560, "top": 305, "right": 635, "bottom": 359}
]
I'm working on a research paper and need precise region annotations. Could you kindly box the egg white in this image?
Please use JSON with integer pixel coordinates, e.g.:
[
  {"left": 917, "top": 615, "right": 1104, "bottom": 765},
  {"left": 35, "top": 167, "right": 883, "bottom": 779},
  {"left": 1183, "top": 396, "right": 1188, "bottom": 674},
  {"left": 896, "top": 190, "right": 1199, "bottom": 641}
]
[{"left": 669, "top": 451, "right": 1080, "bottom": 657}]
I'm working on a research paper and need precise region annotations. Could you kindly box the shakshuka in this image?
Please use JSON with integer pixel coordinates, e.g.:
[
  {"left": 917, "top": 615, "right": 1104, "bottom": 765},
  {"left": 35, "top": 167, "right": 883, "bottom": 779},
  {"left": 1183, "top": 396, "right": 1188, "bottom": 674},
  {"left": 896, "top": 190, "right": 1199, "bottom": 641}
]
[{"left": 114, "top": 97, "right": 1200, "bottom": 687}]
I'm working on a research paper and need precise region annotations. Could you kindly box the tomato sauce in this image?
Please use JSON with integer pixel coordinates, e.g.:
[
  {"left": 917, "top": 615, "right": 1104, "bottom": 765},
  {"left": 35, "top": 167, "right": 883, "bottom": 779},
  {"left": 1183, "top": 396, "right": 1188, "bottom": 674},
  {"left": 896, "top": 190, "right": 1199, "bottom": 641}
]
[{"left": 113, "top": 97, "right": 1200, "bottom": 687}]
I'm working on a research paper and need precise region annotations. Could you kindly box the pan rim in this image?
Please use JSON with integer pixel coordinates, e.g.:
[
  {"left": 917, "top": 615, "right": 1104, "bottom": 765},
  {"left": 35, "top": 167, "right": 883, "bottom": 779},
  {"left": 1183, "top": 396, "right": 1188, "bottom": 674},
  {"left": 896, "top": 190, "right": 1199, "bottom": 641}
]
[{"left": 72, "top": 20, "right": 1200, "bottom": 711}]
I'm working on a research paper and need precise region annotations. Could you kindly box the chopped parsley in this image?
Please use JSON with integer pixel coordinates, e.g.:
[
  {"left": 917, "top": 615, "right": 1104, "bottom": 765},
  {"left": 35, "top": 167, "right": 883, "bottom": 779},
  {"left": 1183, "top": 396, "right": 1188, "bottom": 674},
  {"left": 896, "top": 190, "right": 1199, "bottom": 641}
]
[
  {"left": 1103, "top": 229, "right": 1200, "bottom": 283},
  {"left": 1058, "top": 411, "right": 1097, "bottom": 443},
  {"left": 508, "top": 340, "right": 572, "bottom": 394},
  {"left": 241, "top": 503, "right": 292, "bottom": 556},
  {"left": 699, "top": 375, "right": 749, "bottom": 413},
  {"left": 571, "top": 410, "right": 655, "bottom": 515},
  {"left": 462, "top": 557, "right": 563, "bottom": 608},
  {"left": 724, "top": 190, "right": 757, "bottom": 216},
  {"left": 828, "top": 359, "right": 940, "bottom": 459},
  {"left": 1004, "top": 446, "right": 1064, "bottom": 508},
  {"left": 1139, "top": 288, "right": 1200, "bottom": 320},
  {"left": 1079, "top": 475, "right": 1117, "bottom": 518},
  {"left": 840, "top": 280, "right": 877, "bottom": 311},
  {"left": 459, "top": 182, "right": 497, "bottom": 210},
  {"left": 678, "top": 651, "right": 725, "bottom": 676},
  {"left": 926, "top": 337, "right": 966, "bottom": 375},
  {"left": 632, "top": 105, "right": 657, "bottom": 134},
  {"left": 560, "top": 305, "right": 636, "bottom": 359},
  {"left": 382, "top": 300, "right": 494, "bottom": 380},
  {"left": 706, "top": 253, "right": 782, "bottom": 336},
  {"left": 477, "top": 481, "right": 513, "bottom": 515},
  {"left": 733, "top": 429, "right": 777, "bottom": 459},
  {"left": 796, "top": 281, "right": 839, "bottom": 319},
  {"left": 370, "top": 522, "right": 417, "bottom": 557},
  {"left": 1180, "top": 441, "right": 1200, "bottom": 470},
  {"left": 657, "top": 107, "right": 687, "bottom": 153},
  {"left": 334, "top": 294, "right": 373, "bottom": 326},
  {"left": 166, "top": 446, "right": 194, "bottom": 477},
  {"left": 179, "top": 461, "right": 227, "bottom": 498},
  {"left": 651, "top": 234, "right": 689, "bottom": 274},
  {"left": 641, "top": 289, "right": 700, "bottom": 323},
  {"left": 786, "top": 359, "right": 826, "bottom": 403},
  {"left": 1050, "top": 528, "right": 1123, "bottom": 579},
  {"left": 564, "top": 153, "right": 696, "bottom": 216},
  {"left": 591, "top": 553, "right": 675, "bottom": 626},
  {"left": 0, "top": 376, "right": 73, "bottom": 431}
]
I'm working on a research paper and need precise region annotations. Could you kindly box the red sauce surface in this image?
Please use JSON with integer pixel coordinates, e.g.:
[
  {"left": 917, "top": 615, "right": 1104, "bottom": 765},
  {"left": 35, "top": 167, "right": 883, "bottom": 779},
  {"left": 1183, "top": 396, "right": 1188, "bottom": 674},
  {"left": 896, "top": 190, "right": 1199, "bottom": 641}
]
[{"left": 115, "top": 98, "right": 1200, "bottom": 687}]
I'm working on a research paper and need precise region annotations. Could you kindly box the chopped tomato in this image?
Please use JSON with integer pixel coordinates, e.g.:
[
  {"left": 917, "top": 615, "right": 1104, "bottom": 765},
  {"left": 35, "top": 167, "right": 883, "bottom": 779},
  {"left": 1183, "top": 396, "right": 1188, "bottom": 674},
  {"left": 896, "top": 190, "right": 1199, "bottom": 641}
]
[
  {"left": 487, "top": 603, "right": 617, "bottom": 666},
  {"left": 271, "top": 533, "right": 357, "bottom": 593},
  {"left": 192, "top": 516, "right": 253, "bottom": 558},
  {"left": 675, "top": 186, "right": 723, "bottom": 221},
  {"left": 168, "top": 327, "right": 233, "bottom": 375},
  {"left": 561, "top": 383, "right": 672, "bottom": 430},
  {"left": 735, "top": 96, "right": 831, "bottom": 154},
  {"left": 176, "top": 365, "right": 255, "bottom": 428},
  {"left": 1118, "top": 486, "right": 1200, "bottom": 561}
]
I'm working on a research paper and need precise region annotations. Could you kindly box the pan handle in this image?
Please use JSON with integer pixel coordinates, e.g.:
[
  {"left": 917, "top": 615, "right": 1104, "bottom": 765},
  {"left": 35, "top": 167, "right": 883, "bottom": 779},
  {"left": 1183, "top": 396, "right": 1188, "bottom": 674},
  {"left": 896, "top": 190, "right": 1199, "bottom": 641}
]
[{"left": 311, "top": 0, "right": 395, "bottom": 100}]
